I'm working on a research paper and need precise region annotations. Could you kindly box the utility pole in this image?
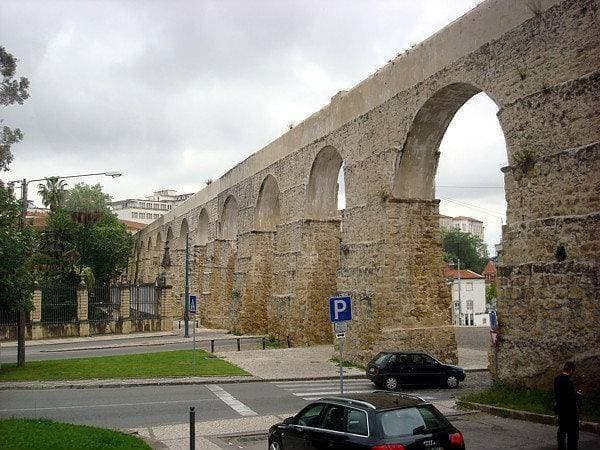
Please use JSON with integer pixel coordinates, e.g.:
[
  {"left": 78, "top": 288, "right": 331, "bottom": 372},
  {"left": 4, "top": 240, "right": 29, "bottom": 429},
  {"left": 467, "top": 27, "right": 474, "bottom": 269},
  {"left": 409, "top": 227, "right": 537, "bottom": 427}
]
[
  {"left": 16, "top": 178, "right": 27, "bottom": 366},
  {"left": 184, "top": 232, "right": 190, "bottom": 338},
  {"left": 456, "top": 242, "right": 462, "bottom": 326}
]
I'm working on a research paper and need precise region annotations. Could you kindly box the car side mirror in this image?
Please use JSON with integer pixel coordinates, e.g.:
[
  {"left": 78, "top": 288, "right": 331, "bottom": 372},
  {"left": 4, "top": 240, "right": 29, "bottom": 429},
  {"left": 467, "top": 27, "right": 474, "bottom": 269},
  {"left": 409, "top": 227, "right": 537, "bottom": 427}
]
[{"left": 283, "top": 416, "right": 295, "bottom": 425}]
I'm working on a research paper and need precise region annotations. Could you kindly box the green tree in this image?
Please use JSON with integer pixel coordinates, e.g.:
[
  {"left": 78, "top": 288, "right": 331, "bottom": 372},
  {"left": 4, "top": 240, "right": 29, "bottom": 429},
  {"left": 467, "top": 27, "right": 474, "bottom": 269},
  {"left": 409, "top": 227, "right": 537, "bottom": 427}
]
[
  {"left": 64, "top": 182, "right": 112, "bottom": 214},
  {"left": 1, "top": 46, "right": 30, "bottom": 171},
  {"left": 37, "top": 177, "right": 68, "bottom": 211},
  {"left": 486, "top": 282, "right": 497, "bottom": 305},
  {"left": 442, "top": 228, "right": 488, "bottom": 274},
  {"left": 78, "top": 213, "right": 133, "bottom": 284},
  {"left": 0, "top": 184, "right": 35, "bottom": 367}
]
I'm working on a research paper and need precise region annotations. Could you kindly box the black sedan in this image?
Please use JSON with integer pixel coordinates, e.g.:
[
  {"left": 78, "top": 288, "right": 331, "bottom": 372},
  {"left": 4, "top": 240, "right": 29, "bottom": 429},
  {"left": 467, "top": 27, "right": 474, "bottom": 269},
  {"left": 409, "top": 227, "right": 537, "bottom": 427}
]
[
  {"left": 268, "top": 392, "right": 465, "bottom": 449},
  {"left": 366, "top": 352, "right": 466, "bottom": 390}
]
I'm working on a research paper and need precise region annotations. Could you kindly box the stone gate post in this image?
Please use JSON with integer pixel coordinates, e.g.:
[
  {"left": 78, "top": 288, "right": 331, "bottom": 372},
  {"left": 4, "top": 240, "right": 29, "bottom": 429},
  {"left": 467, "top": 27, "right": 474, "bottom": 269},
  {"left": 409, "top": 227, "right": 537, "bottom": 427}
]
[
  {"left": 120, "top": 284, "right": 131, "bottom": 334},
  {"left": 31, "top": 286, "right": 43, "bottom": 340},
  {"left": 77, "top": 282, "right": 90, "bottom": 337}
]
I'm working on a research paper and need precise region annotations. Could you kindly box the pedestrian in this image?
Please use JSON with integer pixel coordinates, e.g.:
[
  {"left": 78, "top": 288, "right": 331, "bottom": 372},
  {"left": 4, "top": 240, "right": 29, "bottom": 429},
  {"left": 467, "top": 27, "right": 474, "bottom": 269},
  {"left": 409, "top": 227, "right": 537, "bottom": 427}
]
[{"left": 554, "top": 361, "right": 579, "bottom": 450}]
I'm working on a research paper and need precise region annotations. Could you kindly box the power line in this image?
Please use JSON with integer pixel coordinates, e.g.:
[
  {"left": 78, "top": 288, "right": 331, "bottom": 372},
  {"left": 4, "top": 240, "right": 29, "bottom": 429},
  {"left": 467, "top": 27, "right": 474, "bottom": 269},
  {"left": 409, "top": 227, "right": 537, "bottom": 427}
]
[{"left": 439, "top": 196, "right": 506, "bottom": 222}]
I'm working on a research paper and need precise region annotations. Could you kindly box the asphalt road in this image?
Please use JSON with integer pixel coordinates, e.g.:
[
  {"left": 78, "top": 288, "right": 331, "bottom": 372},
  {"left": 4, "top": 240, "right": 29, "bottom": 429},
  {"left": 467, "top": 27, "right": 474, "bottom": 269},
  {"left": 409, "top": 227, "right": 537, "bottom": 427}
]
[
  {"left": 0, "top": 376, "right": 489, "bottom": 428},
  {"left": 0, "top": 334, "right": 265, "bottom": 363}
]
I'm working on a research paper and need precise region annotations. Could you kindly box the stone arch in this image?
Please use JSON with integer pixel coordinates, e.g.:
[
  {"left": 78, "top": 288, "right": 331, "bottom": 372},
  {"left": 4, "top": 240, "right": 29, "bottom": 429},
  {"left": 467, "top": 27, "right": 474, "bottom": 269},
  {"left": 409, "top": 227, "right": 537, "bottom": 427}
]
[
  {"left": 220, "top": 195, "right": 239, "bottom": 240},
  {"left": 154, "top": 232, "right": 162, "bottom": 250},
  {"left": 147, "top": 236, "right": 152, "bottom": 250},
  {"left": 179, "top": 218, "right": 189, "bottom": 239},
  {"left": 165, "top": 226, "right": 174, "bottom": 243},
  {"left": 197, "top": 208, "right": 209, "bottom": 245},
  {"left": 255, "top": 174, "right": 281, "bottom": 231},
  {"left": 306, "top": 145, "right": 344, "bottom": 219},
  {"left": 392, "top": 83, "right": 505, "bottom": 199}
]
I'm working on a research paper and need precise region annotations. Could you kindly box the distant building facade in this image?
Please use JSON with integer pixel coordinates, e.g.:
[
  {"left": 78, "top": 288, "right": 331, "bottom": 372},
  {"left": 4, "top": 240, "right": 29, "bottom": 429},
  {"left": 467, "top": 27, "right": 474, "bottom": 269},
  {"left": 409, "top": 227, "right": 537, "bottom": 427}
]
[
  {"left": 439, "top": 214, "right": 485, "bottom": 241},
  {"left": 444, "top": 266, "right": 488, "bottom": 327},
  {"left": 111, "top": 189, "right": 194, "bottom": 224}
]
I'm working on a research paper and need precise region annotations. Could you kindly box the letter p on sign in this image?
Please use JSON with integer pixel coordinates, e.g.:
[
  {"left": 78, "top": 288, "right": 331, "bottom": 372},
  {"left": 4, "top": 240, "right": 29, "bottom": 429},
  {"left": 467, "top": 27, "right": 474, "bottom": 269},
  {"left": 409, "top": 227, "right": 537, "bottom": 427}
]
[{"left": 329, "top": 296, "right": 352, "bottom": 322}]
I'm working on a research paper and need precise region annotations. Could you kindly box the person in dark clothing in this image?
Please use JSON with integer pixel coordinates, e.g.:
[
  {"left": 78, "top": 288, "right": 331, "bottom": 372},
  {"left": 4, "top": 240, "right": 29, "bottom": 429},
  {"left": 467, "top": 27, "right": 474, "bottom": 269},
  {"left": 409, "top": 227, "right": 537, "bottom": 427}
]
[{"left": 554, "top": 361, "right": 579, "bottom": 450}]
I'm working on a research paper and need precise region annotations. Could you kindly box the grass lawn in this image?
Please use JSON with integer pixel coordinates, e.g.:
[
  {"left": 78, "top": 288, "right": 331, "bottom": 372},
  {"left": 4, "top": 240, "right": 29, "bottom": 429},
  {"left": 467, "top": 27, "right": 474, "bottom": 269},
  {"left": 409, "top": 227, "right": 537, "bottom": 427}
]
[
  {"left": 0, "top": 418, "right": 150, "bottom": 449},
  {"left": 0, "top": 349, "right": 248, "bottom": 382},
  {"left": 461, "top": 383, "right": 600, "bottom": 423}
]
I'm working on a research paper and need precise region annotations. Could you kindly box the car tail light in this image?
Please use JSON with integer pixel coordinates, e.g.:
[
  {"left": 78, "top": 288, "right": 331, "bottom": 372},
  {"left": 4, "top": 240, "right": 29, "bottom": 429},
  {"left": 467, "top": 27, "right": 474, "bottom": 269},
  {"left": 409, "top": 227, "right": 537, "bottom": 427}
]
[
  {"left": 449, "top": 432, "right": 464, "bottom": 447},
  {"left": 371, "top": 445, "right": 406, "bottom": 450}
]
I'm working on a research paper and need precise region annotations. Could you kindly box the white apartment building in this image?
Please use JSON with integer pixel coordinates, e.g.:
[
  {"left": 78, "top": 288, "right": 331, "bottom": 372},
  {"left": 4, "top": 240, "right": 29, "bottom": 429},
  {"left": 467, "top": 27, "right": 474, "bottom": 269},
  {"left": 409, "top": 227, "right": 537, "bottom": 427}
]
[
  {"left": 444, "top": 267, "right": 488, "bottom": 326},
  {"left": 111, "top": 189, "right": 194, "bottom": 225},
  {"left": 439, "top": 214, "right": 485, "bottom": 241}
]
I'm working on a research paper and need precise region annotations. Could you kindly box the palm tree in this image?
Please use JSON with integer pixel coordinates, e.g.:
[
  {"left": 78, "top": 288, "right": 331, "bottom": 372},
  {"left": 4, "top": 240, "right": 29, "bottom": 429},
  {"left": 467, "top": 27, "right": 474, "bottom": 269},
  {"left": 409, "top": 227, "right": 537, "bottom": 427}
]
[{"left": 37, "top": 177, "right": 67, "bottom": 211}]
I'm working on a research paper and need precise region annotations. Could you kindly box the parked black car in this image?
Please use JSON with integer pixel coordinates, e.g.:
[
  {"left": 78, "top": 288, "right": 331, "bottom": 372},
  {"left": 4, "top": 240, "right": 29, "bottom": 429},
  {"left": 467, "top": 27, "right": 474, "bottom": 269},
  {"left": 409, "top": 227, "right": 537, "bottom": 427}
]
[
  {"left": 268, "top": 392, "right": 465, "bottom": 449},
  {"left": 366, "top": 352, "right": 466, "bottom": 390}
]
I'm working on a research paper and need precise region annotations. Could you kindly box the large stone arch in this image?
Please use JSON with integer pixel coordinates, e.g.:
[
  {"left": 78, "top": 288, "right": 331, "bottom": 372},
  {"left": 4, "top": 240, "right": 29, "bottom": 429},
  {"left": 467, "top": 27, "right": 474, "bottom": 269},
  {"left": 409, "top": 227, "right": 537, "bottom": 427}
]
[
  {"left": 255, "top": 174, "right": 281, "bottom": 231},
  {"left": 197, "top": 209, "right": 209, "bottom": 245},
  {"left": 392, "top": 83, "right": 501, "bottom": 199},
  {"left": 306, "top": 146, "right": 344, "bottom": 220},
  {"left": 220, "top": 195, "right": 239, "bottom": 240}
]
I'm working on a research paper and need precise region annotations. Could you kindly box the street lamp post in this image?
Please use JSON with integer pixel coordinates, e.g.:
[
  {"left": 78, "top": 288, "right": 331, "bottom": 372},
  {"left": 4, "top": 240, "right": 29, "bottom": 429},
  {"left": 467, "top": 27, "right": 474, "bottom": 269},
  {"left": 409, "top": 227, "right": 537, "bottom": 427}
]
[{"left": 9, "top": 170, "right": 122, "bottom": 367}]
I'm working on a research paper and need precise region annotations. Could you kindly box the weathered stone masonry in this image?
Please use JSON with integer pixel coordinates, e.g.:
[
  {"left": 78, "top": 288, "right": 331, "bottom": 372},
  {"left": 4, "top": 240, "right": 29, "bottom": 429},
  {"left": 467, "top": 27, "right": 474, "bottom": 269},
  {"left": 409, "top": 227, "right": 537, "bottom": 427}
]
[{"left": 130, "top": 0, "right": 600, "bottom": 391}]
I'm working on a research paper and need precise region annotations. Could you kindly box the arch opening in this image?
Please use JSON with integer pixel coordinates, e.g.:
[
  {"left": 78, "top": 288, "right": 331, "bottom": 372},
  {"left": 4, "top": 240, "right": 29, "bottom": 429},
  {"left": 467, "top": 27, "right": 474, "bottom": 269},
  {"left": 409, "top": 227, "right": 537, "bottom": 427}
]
[
  {"left": 197, "top": 209, "right": 209, "bottom": 245},
  {"left": 220, "top": 195, "right": 239, "bottom": 240},
  {"left": 255, "top": 175, "right": 281, "bottom": 231},
  {"left": 306, "top": 145, "right": 344, "bottom": 220}
]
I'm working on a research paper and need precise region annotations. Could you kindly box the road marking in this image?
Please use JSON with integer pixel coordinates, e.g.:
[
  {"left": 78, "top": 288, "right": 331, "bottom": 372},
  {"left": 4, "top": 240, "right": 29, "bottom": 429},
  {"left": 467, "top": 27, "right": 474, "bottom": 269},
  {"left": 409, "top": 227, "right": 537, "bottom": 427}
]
[
  {"left": 207, "top": 384, "right": 257, "bottom": 417},
  {"left": 273, "top": 380, "right": 438, "bottom": 402}
]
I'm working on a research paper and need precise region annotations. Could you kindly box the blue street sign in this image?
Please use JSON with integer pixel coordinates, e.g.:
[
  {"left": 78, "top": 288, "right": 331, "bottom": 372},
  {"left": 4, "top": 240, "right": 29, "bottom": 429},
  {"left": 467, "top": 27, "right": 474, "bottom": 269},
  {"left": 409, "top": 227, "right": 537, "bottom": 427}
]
[
  {"left": 489, "top": 310, "right": 498, "bottom": 330},
  {"left": 329, "top": 296, "right": 352, "bottom": 322},
  {"left": 189, "top": 295, "right": 197, "bottom": 314}
]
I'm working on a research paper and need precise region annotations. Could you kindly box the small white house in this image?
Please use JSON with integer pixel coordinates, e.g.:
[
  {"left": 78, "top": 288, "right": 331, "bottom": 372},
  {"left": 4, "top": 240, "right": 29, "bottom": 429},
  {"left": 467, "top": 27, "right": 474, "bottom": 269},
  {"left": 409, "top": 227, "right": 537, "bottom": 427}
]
[{"left": 444, "top": 267, "right": 487, "bottom": 326}]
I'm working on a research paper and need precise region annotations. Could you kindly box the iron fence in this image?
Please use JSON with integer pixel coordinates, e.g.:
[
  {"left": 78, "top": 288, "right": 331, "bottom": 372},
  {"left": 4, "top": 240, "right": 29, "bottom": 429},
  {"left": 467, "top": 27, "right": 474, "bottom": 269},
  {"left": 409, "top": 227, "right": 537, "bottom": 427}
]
[
  {"left": 130, "top": 284, "right": 160, "bottom": 320},
  {"left": 41, "top": 283, "right": 78, "bottom": 324},
  {"left": 0, "top": 306, "right": 20, "bottom": 326},
  {"left": 88, "top": 284, "right": 121, "bottom": 323}
]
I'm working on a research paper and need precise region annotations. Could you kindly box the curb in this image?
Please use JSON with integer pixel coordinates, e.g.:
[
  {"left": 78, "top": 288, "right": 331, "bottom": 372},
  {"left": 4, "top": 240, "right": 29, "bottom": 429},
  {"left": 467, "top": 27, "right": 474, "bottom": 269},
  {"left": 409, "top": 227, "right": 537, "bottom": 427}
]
[
  {"left": 0, "top": 368, "right": 486, "bottom": 391},
  {"left": 457, "top": 400, "right": 600, "bottom": 435},
  {"left": 0, "top": 374, "right": 368, "bottom": 391}
]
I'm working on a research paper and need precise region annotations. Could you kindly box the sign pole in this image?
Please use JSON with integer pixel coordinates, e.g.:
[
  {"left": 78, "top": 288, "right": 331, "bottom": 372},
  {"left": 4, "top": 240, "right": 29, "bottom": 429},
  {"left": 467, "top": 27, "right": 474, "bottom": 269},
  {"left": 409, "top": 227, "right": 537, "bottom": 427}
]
[
  {"left": 192, "top": 314, "right": 196, "bottom": 374},
  {"left": 339, "top": 336, "right": 344, "bottom": 394}
]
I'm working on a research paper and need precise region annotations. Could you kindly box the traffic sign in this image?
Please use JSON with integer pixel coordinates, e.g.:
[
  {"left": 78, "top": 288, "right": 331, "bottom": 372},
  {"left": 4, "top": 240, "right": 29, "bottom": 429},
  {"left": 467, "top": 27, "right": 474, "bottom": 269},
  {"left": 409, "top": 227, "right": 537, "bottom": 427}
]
[
  {"left": 189, "top": 295, "right": 197, "bottom": 314},
  {"left": 334, "top": 321, "right": 348, "bottom": 333},
  {"left": 329, "top": 296, "right": 352, "bottom": 322}
]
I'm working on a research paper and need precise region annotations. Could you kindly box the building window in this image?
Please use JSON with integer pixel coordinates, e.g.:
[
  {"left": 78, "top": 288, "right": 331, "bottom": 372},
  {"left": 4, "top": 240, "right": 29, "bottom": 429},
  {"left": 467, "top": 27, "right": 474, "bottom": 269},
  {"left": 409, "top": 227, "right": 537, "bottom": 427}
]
[
  {"left": 139, "top": 213, "right": 145, "bottom": 219},
  {"left": 467, "top": 300, "right": 474, "bottom": 310},
  {"left": 466, "top": 283, "right": 473, "bottom": 291},
  {"left": 132, "top": 212, "right": 138, "bottom": 218}
]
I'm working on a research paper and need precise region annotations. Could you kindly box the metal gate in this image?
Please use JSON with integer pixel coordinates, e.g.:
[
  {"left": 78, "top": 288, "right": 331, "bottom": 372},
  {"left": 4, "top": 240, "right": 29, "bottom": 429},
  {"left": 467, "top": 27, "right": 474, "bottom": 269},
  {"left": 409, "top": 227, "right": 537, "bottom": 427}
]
[{"left": 130, "top": 284, "right": 160, "bottom": 319}]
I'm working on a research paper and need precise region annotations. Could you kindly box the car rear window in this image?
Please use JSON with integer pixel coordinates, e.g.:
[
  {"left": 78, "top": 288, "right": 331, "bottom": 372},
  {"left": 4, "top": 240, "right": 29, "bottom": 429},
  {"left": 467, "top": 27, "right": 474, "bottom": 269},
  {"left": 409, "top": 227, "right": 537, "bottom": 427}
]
[
  {"left": 372, "top": 353, "right": 390, "bottom": 366},
  {"left": 378, "top": 405, "right": 450, "bottom": 437}
]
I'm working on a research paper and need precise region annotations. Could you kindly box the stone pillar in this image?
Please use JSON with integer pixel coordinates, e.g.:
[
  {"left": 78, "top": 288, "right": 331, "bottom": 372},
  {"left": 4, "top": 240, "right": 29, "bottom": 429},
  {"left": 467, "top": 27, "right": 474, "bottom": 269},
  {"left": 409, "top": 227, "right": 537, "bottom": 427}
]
[
  {"left": 120, "top": 285, "right": 131, "bottom": 334},
  {"left": 281, "top": 219, "right": 339, "bottom": 346},
  {"left": 341, "top": 199, "right": 457, "bottom": 365},
  {"left": 159, "top": 283, "right": 174, "bottom": 331},
  {"left": 203, "top": 239, "right": 236, "bottom": 329},
  {"left": 77, "top": 282, "right": 90, "bottom": 337},
  {"left": 237, "top": 231, "right": 275, "bottom": 335},
  {"left": 31, "top": 287, "right": 43, "bottom": 340}
]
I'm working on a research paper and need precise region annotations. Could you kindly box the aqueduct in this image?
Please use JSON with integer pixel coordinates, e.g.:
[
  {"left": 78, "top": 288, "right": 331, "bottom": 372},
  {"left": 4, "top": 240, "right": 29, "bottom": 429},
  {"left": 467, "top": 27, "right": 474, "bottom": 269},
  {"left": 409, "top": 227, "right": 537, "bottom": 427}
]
[{"left": 131, "top": 0, "right": 600, "bottom": 391}]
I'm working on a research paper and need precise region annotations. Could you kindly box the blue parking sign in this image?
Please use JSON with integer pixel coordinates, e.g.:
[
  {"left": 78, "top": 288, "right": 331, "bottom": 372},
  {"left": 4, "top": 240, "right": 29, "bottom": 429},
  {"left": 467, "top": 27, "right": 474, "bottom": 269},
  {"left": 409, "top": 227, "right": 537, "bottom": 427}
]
[
  {"left": 189, "top": 295, "right": 197, "bottom": 314},
  {"left": 329, "top": 296, "right": 352, "bottom": 322}
]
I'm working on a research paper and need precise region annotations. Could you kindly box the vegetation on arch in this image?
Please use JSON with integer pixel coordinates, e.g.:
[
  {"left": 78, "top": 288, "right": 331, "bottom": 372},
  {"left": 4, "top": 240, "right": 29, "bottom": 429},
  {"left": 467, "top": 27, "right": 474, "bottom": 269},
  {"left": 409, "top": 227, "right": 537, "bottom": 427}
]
[{"left": 442, "top": 228, "right": 489, "bottom": 274}]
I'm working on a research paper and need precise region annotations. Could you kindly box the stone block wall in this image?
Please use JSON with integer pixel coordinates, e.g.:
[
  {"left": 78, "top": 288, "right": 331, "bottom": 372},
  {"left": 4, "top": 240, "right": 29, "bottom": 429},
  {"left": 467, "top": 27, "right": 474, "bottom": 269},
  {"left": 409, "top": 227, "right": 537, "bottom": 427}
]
[{"left": 130, "top": 0, "right": 599, "bottom": 390}]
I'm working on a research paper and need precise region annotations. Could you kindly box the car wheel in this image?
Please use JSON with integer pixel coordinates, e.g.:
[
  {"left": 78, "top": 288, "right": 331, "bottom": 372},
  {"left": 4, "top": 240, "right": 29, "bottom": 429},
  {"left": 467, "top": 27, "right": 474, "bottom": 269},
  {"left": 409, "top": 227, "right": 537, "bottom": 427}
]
[
  {"left": 384, "top": 376, "right": 399, "bottom": 391},
  {"left": 269, "top": 438, "right": 282, "bottom": 450},
  {"left": 446, "top": 375, "right": 459, "bottom": 389}
]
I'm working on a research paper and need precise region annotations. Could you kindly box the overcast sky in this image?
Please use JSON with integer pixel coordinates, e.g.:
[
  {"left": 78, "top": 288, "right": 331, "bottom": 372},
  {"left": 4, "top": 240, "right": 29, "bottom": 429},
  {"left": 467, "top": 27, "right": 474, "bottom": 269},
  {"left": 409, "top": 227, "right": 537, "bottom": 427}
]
[{"left": 1, "top": 0, "right": 506, "bottom": 253}]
